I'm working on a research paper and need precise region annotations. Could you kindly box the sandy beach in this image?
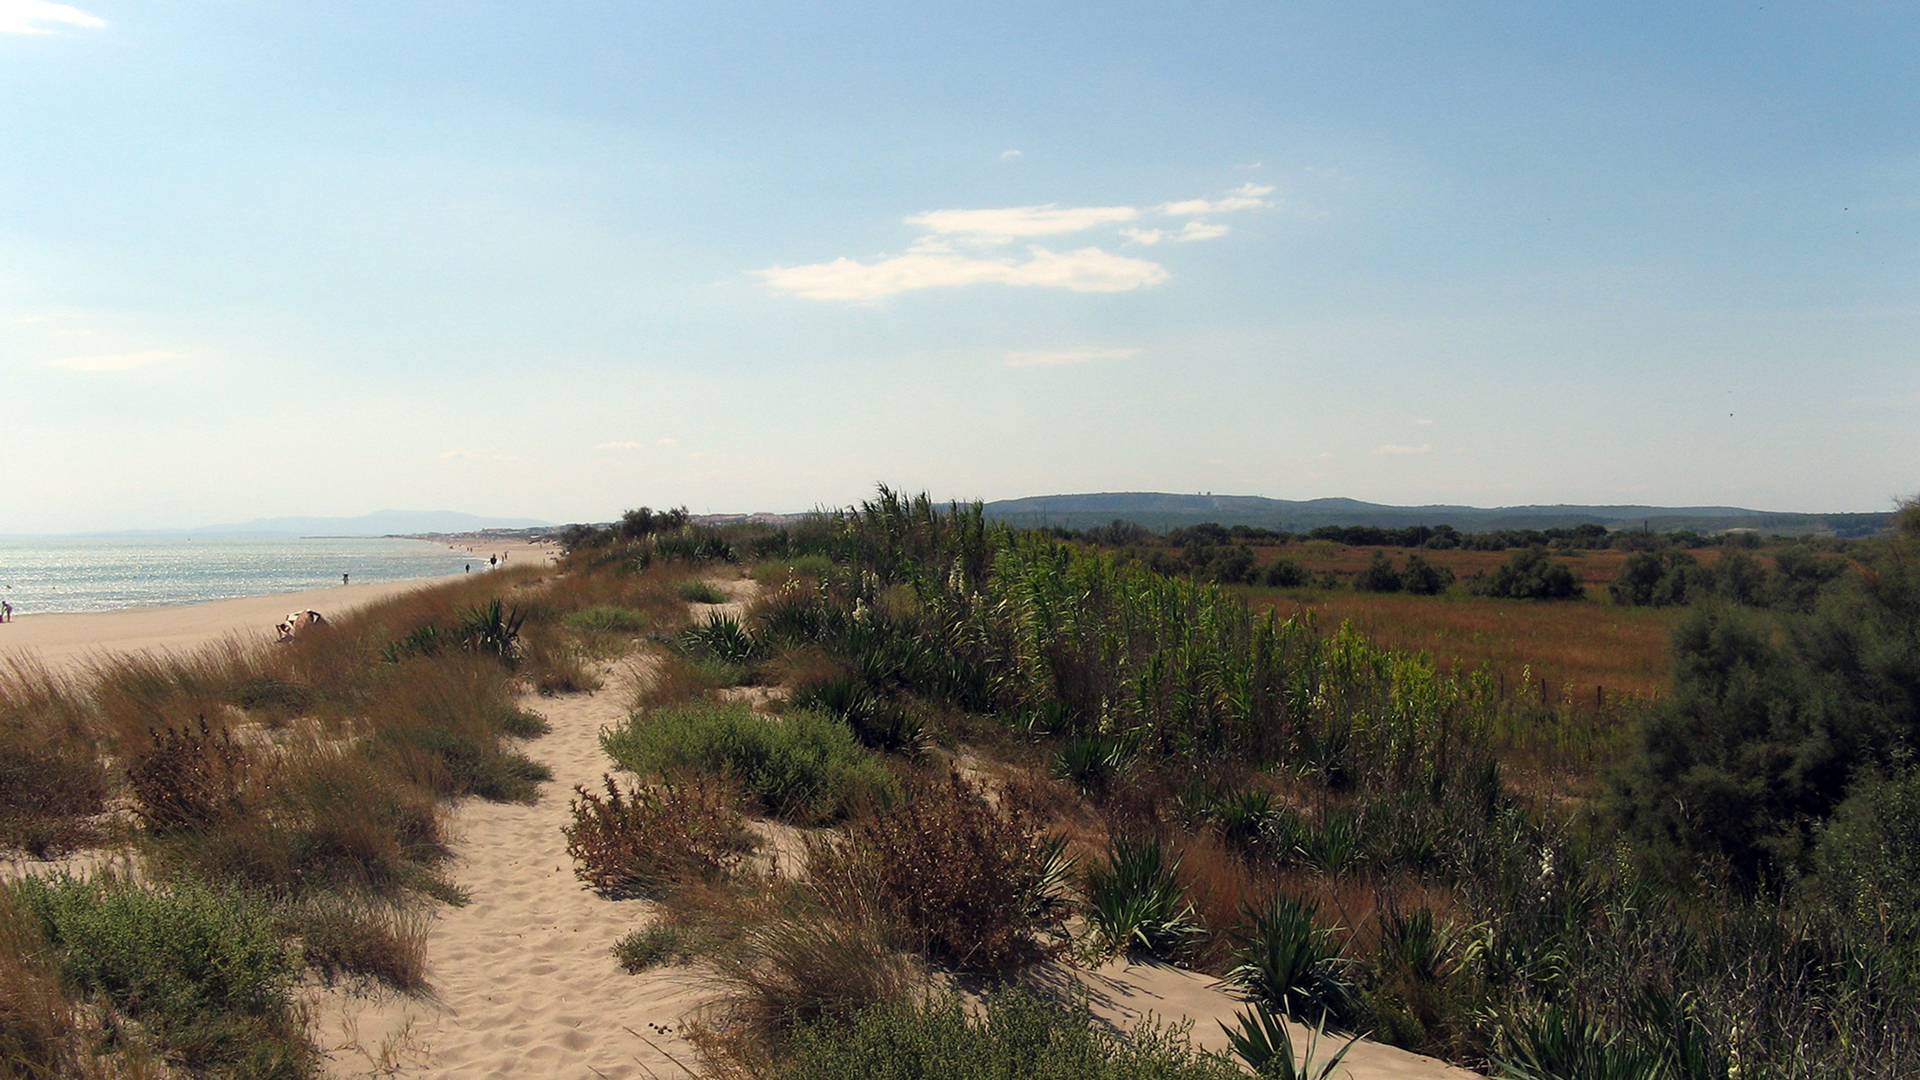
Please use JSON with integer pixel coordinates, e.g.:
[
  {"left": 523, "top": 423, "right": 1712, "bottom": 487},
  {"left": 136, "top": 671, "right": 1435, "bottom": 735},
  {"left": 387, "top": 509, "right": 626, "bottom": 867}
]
[{"left": 0, "top": 538, "right": 556, "bottom": 674}]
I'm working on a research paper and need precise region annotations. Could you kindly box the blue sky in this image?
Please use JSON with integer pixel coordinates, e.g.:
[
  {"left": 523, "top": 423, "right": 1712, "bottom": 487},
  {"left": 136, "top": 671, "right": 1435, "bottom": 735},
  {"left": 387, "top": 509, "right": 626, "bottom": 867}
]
[{"left": 2, "top": 1, "right": 1914, "bottom": 531}]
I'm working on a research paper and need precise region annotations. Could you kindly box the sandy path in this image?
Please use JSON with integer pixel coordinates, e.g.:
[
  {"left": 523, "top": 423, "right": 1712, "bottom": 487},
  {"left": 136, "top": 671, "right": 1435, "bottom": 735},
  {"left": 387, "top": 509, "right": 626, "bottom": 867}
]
[
  {"left": 317, "top": 666, "right": 701, "bottom": 1079},
  {"left": 315, "top": 569, "right": 1479, "bottom": 1080}
]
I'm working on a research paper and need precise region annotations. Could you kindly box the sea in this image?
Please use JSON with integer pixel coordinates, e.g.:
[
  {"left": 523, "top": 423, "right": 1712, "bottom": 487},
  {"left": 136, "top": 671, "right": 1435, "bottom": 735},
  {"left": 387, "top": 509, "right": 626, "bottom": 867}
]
[{"left": 0, "top": 536, "right": 481, "bottom": 615}]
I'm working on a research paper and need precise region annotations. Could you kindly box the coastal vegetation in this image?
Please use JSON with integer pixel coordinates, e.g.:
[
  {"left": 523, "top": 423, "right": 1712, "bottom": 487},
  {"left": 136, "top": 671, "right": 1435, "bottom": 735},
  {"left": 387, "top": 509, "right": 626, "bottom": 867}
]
[{"left": 1, "top": 490, "right": 1912, "bottom": 1078}]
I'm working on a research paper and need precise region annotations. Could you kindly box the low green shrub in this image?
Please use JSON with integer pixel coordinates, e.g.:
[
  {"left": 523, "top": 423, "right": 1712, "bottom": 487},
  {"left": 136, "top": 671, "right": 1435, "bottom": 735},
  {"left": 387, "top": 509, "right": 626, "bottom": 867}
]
[
  {"left": 776, "top": 991, "right": 1241, "bottom": 1080},
  {"left": 1468, "top": 547, "right": 1583, "bottom": 600},
  {"left": 15, "top": 873, "right": 312, "bottom": 1077},
  {"left": 602, "top": 703, "right": 897, "bottom": 823}
]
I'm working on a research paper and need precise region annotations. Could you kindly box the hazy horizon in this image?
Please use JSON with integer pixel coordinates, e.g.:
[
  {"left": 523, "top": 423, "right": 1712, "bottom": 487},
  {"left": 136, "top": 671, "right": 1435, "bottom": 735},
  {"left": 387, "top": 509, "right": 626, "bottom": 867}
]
[{"left": 4, "top": 3, "right": 1914, "bottom": 532}]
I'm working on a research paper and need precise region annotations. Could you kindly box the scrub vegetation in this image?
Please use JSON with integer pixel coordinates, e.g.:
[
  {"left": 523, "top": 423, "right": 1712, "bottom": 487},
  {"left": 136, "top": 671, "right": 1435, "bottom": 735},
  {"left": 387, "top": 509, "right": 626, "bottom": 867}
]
[{"left": 4, "top": 489, "right": 1913, "bottom": 1079}]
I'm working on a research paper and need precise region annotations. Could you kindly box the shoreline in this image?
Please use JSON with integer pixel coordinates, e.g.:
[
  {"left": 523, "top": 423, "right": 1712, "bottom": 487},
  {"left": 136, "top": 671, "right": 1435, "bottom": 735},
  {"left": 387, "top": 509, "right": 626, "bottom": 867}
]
[{"left": 0, "top": 538, "right": 556, "bottom": 673}]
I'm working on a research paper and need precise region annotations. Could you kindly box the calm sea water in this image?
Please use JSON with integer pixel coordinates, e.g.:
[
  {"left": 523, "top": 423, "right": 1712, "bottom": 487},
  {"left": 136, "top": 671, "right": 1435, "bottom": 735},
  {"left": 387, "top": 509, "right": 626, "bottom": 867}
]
[{"left": 0, "top": 537, "right": 479, "bottom": 615}]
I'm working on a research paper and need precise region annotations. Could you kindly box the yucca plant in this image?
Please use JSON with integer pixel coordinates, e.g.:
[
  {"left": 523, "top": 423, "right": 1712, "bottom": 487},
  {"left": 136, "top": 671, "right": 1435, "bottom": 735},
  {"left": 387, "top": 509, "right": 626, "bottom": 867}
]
[
  {"left": 1084, "top": 835, "right": 1201, "bottom": 957},
  {"left": 1218, "top": 1005, "right": 1360, "bottom": 1080},
  {"left": 454, "top": 599, "right": 526, "bottom": 667},
  {"left": 1225, "top": 894, "right": 1353, "bottom": 1027},
  {"left": 1491, "top": 1001, "right": 1678, "bottom": 1080},
  {"left": 1054, "top": 734, "right": 1132, "bottom": 797},
  {"left": 682, "top": 611, "right": 760, "bottom": 664}
]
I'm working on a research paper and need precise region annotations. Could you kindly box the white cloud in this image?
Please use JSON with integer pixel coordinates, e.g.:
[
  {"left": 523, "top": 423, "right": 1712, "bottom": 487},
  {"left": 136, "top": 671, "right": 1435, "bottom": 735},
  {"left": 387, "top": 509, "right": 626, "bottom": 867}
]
[
  {"left": 46, "top": 350, "right": 178, "bottom": 372},
  {"left": 906, "top": 204, "right": 1138, "bottom": 241},
  {"left": 1376, "top": 443, "right": 1432, "bottom": 456},
  {"left": 1121, "top": 228, "right": 1164, "bottom": 246},
  {"left": 656, "top": 437, "right": 679, "bottom": 447},
  {"left": 1004, "top": 347, "right": 1139, "bottom": 368},
  {"left": 1000, "top": 149, "right": 1023, "bottom": 161},
  {"left": 1175, "top": 221, "right": 1229, "bottom": 242},
  {"left": 761, "top": 246, "right": 1168, "bottom": 301},
  {"left": 0, "top": 0, "right": 105, "bottom": 33},
  {"left": 595, "top": 440, "right": 643, "bottom": 450},
  {"left": 1159, "top": 183, "right": 1275, "bottom": 216}
]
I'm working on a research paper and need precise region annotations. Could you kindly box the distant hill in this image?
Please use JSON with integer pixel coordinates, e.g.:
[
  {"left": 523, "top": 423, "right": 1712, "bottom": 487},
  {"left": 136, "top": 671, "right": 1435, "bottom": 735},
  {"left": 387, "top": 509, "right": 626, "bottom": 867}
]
[
  {"left": 983, "top": 493, "right": 1892, "bottom": 537},
  {"left": 184, "top": 510, "right": 553, "bottom": 537}
]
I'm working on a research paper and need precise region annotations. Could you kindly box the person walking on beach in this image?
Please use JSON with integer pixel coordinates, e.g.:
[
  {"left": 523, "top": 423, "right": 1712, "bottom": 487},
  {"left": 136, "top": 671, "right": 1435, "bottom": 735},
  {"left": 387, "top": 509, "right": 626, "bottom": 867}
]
[
  {"left": 342, "top": 573, "right": 350, "bottom": 586},
  {"left": 1, "top": 600, "right": 10, "bottom": 623}
]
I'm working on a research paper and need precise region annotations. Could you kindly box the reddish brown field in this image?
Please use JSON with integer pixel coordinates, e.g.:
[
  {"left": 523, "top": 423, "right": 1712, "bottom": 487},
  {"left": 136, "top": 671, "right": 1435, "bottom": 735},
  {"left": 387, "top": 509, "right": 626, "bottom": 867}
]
[
  {"left": 1256, "top": 541, "right": 1638, "bottom": 592},
  {"left": 1242, "top": 586, "right": 1681, "bottom": 704}
]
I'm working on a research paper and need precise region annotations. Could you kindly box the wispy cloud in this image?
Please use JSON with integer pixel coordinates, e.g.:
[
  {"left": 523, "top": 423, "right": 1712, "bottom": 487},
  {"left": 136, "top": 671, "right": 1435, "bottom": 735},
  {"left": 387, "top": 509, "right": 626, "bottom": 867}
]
[
  {"left": 906, "top": 204, "right": 1138, "bottom": 241},
  {"left": 1175, "top": 221, "right": 1229, "bottom": 242},
  {"left": 1159, "top": 182, "right": 1275, "bottom": 216},
  {"left": 0, "top": 0, "right": 105, "bottom": 33},
  {"left": 999, "top": 149, "right": 1023, "bottom": 161},
  {"left": 761, "top": 247, "right": 1167, "bottom": 301},
  {"left": 765, "top": 183, "right": 1269, "bottom": 302},
  {"left": 1005, "top": 347, "right": 1139, "bottom": 368},
  {"left": 1376, "top": 443, "right": 1432, "bottom": 456},
  {"left": 46, "top": 350, "right": 179, "bottom": 372}
]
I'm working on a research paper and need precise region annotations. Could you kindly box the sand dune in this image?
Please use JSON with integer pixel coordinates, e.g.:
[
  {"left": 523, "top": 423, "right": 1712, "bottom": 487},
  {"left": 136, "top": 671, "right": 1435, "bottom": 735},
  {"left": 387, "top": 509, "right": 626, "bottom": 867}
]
[{"left": 314, "top": 655, "right": 1482, "bottom": 1080}]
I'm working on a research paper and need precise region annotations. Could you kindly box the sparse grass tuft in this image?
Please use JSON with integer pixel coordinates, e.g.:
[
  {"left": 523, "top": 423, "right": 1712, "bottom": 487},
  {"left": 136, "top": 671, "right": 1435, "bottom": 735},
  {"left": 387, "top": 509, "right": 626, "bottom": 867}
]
[
  {"left": 679, "top": 580, "right": 731, "bottom": 605},
  {"left": 286, "top": 896, "right": 429, "bottom": 993},
  {"left": 613, "top": 923, "right": 697, "bottom": 973},
  {"left": 772, "top": 991, "right": 1243, "bottom": 1080}
]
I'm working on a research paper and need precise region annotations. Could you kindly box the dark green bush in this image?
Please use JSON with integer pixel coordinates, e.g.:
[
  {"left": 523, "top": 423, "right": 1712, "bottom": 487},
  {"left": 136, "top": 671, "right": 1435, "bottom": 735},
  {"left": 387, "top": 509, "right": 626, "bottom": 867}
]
[
  {"left": 682, "top": 612, "right": 762, "bottom": 664},
  {"left": 1469, "top": 547, "right": 1583, "bottom": 600},
  {"left": 1262, "top": 559, "right": 1310, "bottom": 588},
  {"left": 1352, "top": 552, "right": 1403, "bottom": 593},
  {"left": 1400, "top": 553, "right": 1455, "bottom": 596}
]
